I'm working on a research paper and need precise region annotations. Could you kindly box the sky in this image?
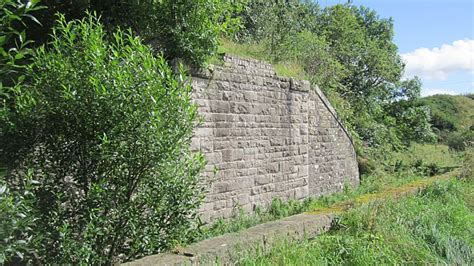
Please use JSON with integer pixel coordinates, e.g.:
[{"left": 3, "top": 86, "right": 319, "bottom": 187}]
[{"left": 317, "top": 0, "right": 474, "bottom": 97}]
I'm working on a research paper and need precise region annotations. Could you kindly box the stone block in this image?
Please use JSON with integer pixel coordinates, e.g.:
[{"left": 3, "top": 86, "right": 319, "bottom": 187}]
[
  {"left": 255, "top": 175, "right": 272, "bottom": 186},
  {"left": 210, "top": 101, "right": 230, "bottom": 113}
]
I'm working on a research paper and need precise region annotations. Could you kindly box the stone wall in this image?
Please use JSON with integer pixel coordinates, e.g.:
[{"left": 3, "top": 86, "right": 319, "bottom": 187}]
[{"left": 190, "top": 55, "right": 359, "bottom": 222}]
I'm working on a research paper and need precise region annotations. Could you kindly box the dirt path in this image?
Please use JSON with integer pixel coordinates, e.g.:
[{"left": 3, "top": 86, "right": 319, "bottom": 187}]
[{"left": 123, "top": 171, "right": 457, "bottom": 266}]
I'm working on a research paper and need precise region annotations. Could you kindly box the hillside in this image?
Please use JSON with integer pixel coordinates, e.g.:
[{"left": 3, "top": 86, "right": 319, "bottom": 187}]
[{"left": 421, "top": 94, "right": 474, "bottom": 133}]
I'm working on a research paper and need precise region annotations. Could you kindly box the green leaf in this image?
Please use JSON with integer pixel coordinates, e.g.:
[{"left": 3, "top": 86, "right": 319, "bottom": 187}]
[
  {"left": 0, "top": 35, "right": 6, "bottom": 46},
  {"left": 14, "top": 52, "right": 24, "bottom": 60}
]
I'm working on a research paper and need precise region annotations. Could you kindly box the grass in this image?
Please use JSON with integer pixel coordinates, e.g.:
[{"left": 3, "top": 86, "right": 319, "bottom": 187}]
[
  {"left": 217, "top": 38, "right": 267, "bottom": 61},
  {"left": 213, "top": 38, "right": 307, "bottom": 80},
  {"left": 186, "top": 144, "right": 465, "bottom": 245},
  {"left": 239, "top": 178, "right": 474, "bottom": 265},
  {"left": 390, "top": 143, "right": 460, "bottom": 168}
]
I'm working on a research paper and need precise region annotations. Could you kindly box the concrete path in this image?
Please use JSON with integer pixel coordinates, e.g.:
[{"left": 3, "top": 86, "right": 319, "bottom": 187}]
[{"left": 124, "top": 171, "right": 456, "bottom": 266}]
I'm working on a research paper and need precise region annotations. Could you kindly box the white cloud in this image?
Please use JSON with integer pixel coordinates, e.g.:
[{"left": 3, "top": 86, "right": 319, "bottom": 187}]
[
  {"left": 401, "top": 39, "right": 474, "bottom": 80},
  {"left": 421, "top": 88, "right": 460, "bottom": 97}
]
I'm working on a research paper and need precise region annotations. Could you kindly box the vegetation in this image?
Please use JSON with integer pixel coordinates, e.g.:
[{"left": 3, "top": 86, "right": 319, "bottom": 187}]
[
  {"left": 228, "top": 0, "right": 436, "bottom": 149},
  {"left": 1, "top": 0, "right": 472, "bottom": 264},
  {"left": 1, "top": 0, "right": 43, "bottom": 118},
  {"left": 422, "top": 94, "right": 474, "bottom": 133},
  {"left": 187, "top": 144, "right": 463, "bottom": 243},
  {"left": 240, "top": 178, "right": 473, "bottom": 265},
  {"left": 420, "top": 94, "right": 474, "bottom": 150},
  {"left": 1, "top": 14, "right": 204, "bottom": 264},
  {"left": 20, "top": 0, "right": 244, "bottom": 66}
]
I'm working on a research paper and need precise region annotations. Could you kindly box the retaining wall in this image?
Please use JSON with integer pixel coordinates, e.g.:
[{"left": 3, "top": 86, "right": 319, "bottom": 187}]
[{"left": 190, "top": 55, "right": 359, "bottom": 222}]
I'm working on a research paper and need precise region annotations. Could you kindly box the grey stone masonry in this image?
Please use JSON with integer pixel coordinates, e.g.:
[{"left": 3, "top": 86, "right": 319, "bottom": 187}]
[{"left": 190, "top": 55, "right": 359, "bottom": 222}]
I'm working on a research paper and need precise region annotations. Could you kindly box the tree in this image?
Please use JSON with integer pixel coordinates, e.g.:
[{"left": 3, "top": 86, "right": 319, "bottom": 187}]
[
  {"left": 24, "top": 0, "right": 244, "bottom": 66},
  {"left": 232, "top": 2, "right": 435, "bottom": 147}
]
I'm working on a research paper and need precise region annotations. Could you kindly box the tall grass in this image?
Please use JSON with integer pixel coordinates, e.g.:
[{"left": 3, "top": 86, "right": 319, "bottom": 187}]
[
  {"left": 239, "top": 178, "right": 474, "bottom": 265},
  {"left": 390, "top": 143, "right": 460, "bottom": 168},
  {"left": 214, "top": 39, "right": 307, "bottom": 79}
]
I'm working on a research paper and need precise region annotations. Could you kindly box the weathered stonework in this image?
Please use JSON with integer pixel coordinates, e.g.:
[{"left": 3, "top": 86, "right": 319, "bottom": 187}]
[{"left": 191, "top": 55, "right": 358, "bottom": 222}]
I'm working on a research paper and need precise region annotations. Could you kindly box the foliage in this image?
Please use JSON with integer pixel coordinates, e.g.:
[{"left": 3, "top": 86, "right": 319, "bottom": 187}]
[
  {"left": 240, "top": 179, "right": 474, "bottom": 265},
  {"left": 460, "top": 148, "right": 473, "bottom": 180},
  {"left": 1, "top": 14, "right": 205, "bottom": 264},
  {"left": 150, "top": 0, "right": 246, "bottom": 65},
  {"left": 446, "top": 131, "right": 473, "bottom": 152},
  {"left": 421, "top": 94, "right": 474, "bottom": 142},
  {"left": 0, "top": 172, "right": 38, "bottom": 264},
  {"left": 0, "top": 0, "right": 43, "bottom": 117},
  {"left": 189, "top": 198, "right": 312, "bottom": 243},
  {"left": 229, "top": 1, "right": 434, "bottom": 149},
  {"left": 0, "top": 0, "right": 43, "bottom": 85},
  {"left": 422, "top": 94, "right": 474, "bottom": 132},
  {"left": 23, "top": 0, "right": 245, "bottom": 66}
]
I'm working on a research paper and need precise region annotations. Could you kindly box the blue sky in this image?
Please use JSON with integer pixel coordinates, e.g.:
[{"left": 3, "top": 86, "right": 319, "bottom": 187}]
[{"left": 318, "top": 0, "right": 474, "bottom": 96}]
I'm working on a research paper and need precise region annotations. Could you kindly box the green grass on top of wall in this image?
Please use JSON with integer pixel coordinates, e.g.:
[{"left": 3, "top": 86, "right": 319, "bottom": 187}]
[{"left": 212, "top": 38, "right": 308, "bottom": 80}]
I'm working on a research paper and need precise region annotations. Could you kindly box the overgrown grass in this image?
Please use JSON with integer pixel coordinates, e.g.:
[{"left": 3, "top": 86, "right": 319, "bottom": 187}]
[
  {"left": 390, "top": 143, "right": 460, "bottom": 168},
  {"left": 215, "top": 39, "right": 307, "bottom": 79},
  {"left": 217, "top": 39, "right": 267, "bottom": 61},
  {"left": 239, "top": 178, "right": 474, "bottom": 265},
  {"left": 187, "top": 145, "right": 465, "bottom": 245}
]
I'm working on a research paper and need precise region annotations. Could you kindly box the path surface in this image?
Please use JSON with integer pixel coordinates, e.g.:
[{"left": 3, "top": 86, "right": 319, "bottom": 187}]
[{"left": 123, "top": 171, "right": 456, "bottom": 266}]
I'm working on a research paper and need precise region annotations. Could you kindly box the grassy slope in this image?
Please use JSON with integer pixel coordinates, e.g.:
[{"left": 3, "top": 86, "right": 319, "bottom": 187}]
[
  {"left": 421, "top": 94, "right": 474, "bottom": 131},
  {"left": 237, "top": 146, "right": 473, "bottom": 265},
  {"left": 240, "top": 178, "right": 474, "bottom": 265},
  {"left": 214, "top": 39, "right": 307, "bottom": 80}
]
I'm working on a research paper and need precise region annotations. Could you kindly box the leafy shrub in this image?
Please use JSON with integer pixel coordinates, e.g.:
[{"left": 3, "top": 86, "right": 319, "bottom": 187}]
[
  {"left": 0, "top": 0, "right": 43, "bottom": 87},
  {"left": 425, "top": 163, "right": 441, "bottom": 176},
  {"left": 0, "top": 173, "right": 38, "bottom": 264},
  {"left": 151, "top": 0, "right": 245, "bottom": 65},
  {"left": 1, "top": 0, "right": 43, "bottom": 122},
  {"left": 460, "top": 149, "right": 473, "bottom": 180},
  {"left": 2, "top": 14, "right": 205, "bottom": 264},
  {"left": 22, "top": 0, "right": 244, "bottom": 66},
  {"left": 357, "top": 156, "right": 375, "bottom": 175},
  {"left": 268, "top": 198, "right": 308, "bottom": 219}
]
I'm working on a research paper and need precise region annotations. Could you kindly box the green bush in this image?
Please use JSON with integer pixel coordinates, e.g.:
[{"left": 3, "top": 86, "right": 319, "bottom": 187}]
[
  {"left": 1, "top": 14, "right": 205, "bottom": 264},
  {"left": 151, "top": 0, "right": 244, "bottom": 65},
  {"left": 22, "top": 0, "right": 244, "bottom": 66},
  {"left": 0, "top": 0, "right": 43, "bottom": 87},
  {"left": 0, "top": 174, "right": 38, "bottom": 264},
  {"left": 1, "top": 0, "right": 43, "bottom": 121}
]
